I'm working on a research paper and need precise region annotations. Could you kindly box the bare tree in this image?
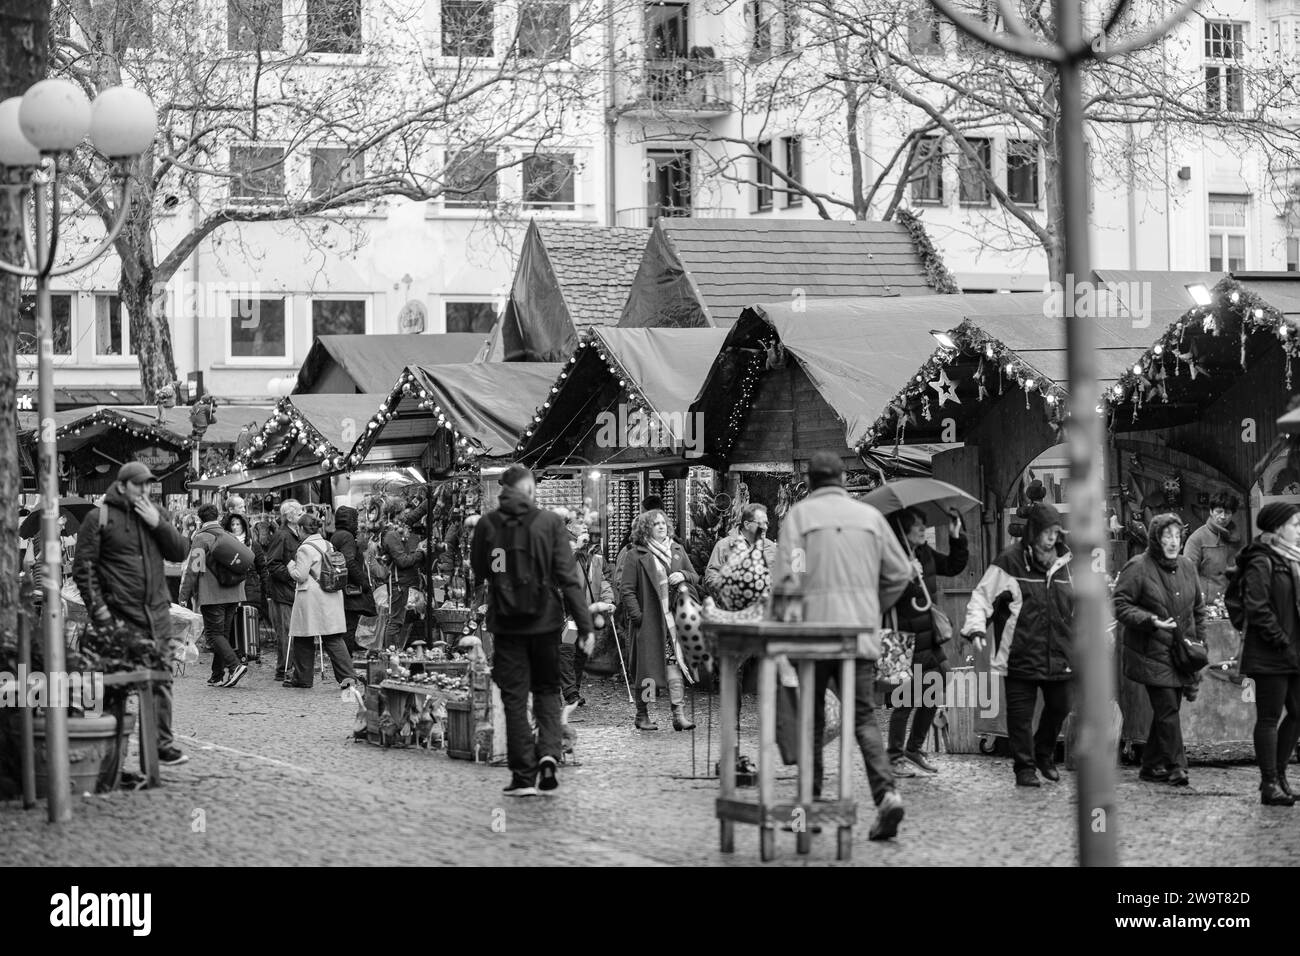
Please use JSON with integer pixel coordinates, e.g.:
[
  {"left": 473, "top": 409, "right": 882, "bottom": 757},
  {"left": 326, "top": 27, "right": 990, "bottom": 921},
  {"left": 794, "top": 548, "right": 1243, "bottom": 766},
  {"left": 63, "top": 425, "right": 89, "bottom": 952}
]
[{"left": 47, "top": 0, "right": 621, "bottom": 398}]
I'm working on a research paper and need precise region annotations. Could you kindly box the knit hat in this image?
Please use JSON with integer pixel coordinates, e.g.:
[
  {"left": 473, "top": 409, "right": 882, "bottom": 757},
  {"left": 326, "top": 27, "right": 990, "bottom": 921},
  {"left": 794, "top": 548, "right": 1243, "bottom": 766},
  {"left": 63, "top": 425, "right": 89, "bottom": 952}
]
[
  {"left": 1257, "top": 501, "right": 1300, "bottom": 533},
  {"left": 1023, "top": 502, "right": 1064, "bottom": 543}
]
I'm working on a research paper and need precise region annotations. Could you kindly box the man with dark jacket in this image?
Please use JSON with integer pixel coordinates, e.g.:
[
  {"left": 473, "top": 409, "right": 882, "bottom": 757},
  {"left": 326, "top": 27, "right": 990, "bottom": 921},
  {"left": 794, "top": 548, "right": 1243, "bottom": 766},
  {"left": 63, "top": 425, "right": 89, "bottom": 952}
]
[
  {"left": 962, "top": 502, "right": 1076, "bottom": 787},
  {"left": 471, "top": 465, "right": 594, "bottom": 797},
  {"left": 73, "top": 462, "right": 191, "bottom": 765},
  {"left": 381, "top": 514, "right": 425, "bottom": 649},
  {"left": 332, "top": 505, "right": 376, "bottom": 655},
  {"left": 265, "top": 499, "right": 304, "bottom": 682},
  {"left": 179, "top": 503, "right": 249, "bottom": 689}
]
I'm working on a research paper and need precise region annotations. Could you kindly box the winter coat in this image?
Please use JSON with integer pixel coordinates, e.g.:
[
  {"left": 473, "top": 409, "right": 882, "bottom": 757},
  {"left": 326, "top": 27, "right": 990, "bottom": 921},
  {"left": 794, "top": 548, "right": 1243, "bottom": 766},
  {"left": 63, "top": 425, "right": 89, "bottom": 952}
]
[
  {"left": 1113, "top": 549, "right": 1206, "bottom": 689},
  {"left": 963, "top": 532, "right": 1075, "bottom": 681},
  {"left": 619, "top": 539, "right": 699, "bottom": 689},
  {"left": 769, "top": 485, "right": 913, "bottom": 629},
  {"left": 265, "top": 522, "right": 303, "bottom": 607},
  {"left": 469, "top": 486, "right": 593, "bottom": 636},
  {"left": 1183, "top": 521, "right": 1239, "bottom": 601},
  {"left": 72, "top": 487, "right": 189, "bottom": 642},
  {"left": 1238, "top": 541, "right": 1300, "bottom": 677},
  {"left": 576, "top": 550, "right": 616, "bottom": 610},
  {"left": 891, "top": 535, "right": 969, "bottom": 671},
  {"left": 382, "top": 526, "right": 424, "bottom": 587},
  {"left": 178, "top": 522, "right": 247, "bottom": 608},
  {"left": 288, "top": 534, "right": 347, "bottom": 637},
  {"left": 331, "top": 506, "right": 376, "bottom": 616}
]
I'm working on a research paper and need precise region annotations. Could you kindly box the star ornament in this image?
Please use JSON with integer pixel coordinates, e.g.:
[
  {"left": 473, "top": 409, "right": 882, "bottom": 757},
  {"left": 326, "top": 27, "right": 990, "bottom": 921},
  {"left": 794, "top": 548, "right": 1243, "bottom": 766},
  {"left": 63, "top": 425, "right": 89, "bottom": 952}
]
[{"left": 929, "top": 367, "right": 961, "bottom": 407}]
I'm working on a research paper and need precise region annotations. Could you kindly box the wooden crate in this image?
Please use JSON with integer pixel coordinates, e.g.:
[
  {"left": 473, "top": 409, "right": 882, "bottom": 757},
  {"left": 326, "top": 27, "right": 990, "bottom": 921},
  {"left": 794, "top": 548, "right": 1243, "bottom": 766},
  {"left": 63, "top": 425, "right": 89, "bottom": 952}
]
[
  {"left": 938, "top": 667, "right": 980, "bottom": 753},
  {"left": 445, "top": 699, "right": 476, "bottom": 761}
]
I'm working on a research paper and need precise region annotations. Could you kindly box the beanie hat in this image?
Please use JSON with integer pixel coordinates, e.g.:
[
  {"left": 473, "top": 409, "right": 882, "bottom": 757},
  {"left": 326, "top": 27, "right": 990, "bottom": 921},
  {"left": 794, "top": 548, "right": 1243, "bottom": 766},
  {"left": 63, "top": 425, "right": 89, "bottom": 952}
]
[{"left": 1257, "top": 501, "right": 1300, "bottom": 533}]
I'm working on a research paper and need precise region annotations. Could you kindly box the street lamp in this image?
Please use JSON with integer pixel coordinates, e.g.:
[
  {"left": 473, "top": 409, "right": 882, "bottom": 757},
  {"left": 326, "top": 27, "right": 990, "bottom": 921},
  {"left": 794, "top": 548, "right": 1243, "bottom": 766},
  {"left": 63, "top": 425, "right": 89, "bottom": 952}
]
[{"left": 0, "top": 78, "right": 157, "bottom": 823}]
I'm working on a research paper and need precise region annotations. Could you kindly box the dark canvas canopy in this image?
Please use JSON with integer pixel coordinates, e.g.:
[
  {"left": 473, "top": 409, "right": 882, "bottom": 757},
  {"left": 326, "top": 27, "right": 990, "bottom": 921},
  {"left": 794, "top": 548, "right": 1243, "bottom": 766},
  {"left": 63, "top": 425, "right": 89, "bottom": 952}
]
[{"left": 294, "top": 333, "right": 491, "bottom": 393}]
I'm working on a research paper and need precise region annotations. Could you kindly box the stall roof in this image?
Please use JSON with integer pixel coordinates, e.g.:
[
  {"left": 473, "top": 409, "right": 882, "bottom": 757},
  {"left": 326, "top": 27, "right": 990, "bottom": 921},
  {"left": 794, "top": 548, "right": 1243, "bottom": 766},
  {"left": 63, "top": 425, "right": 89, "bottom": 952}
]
[
  {"left": 351, "top": 362, "right": 563, "bottom": 466},
  {"left": 226, "top": 460, "right": 335, "bottom": 492},
  {"left": 294, "top": 334, "right": 491, "bottom": 393},
  {"left": 51, "top": 404, "right": 272, "bottom": 451},
  {"left": 189, "top": 464, "right": 300, "bottom": 492},
  {"left": 1092, "top": 270, "right": 1225, "bottom": 315},
  {"left": 618, "top": 219, "right": 939, "bottom": 329}
]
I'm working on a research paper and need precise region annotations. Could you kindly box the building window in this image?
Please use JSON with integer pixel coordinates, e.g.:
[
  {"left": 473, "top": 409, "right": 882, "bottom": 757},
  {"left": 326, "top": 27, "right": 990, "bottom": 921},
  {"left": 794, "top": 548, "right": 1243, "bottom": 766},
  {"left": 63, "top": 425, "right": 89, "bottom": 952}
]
[
  {"left": 1006, "top": 139, "right": 1040, "bottom": 205},
  {"left": 230, "top": 145, "right": 285, "bottom": 203},
  {"left": 783, "top": 136, "right": 802, "bottom": 207},
  {"left": 445, "top": 149, "right": 499, "bottom": 206},
  {"left": 517, "top": 2, "right": 570, "bottom": 58},
  {"left": 228, "top": 0, "right": 283, "bottom": 51},
  {"left": 229, "top": 296, "right": 289, "bottom": 361},
  {"left": 442, "top": 0, "right": 495, "bottom": 57},
  {"left": 522, "top": 152, "right": 575, "bottom": 210},
  {"left": 958, "top": 137, "right": 992, "bottom": 205},
  {"left": 1289, "top": 236, "right": 1299, "bottom": 272},
  {"left": 311, "top": 298, "right": 368, "bottom": 337},
  {"left": 445, "top": 301, "right": 498, "bottom": 333},
  {"left": 1208, "top": 194, "right": 1248, "bottom": 271},
  {"left": 911, "top": 136, "right": 944, "bottom": 204},
  {"left": 956, "top": 0, "right": 995, "bottom": 55},
  {"left": 750, "top": 0, "right": 771, "bottom": 57},
  {"left": 18, "top": 293, "right": 73, "bottom": 356},
  {"left": 307, "top": 0, "right": 361, "bottom": 54},
  {"left": 310, "top": 147, "right": 364, "bottom": 199},
  {"left": 94, "top": 294, "right": 134, "bottom": 357},
  {"left": 1205, "top": 21, "right": 1245, "bottom": 113},
  {"left": 755, "top": 139, "right": 773, "bottom": 211},
  {"left": 908, "top": 10, "right": 943, "bottom": 54}
]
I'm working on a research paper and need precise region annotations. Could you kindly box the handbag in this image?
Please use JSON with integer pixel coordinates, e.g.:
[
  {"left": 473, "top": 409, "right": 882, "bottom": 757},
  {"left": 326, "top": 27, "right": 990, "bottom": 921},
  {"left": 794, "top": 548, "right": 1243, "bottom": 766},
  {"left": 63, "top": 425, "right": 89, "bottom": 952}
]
[
  {"left": 876, "top": 609, "right": 916, "bottom": 685},
  {"left": 931, "top": 606, "right": 953, "bottom": 645},
  {"left": 1168, "top": 626, "right": 1209, "bottom": 676}
]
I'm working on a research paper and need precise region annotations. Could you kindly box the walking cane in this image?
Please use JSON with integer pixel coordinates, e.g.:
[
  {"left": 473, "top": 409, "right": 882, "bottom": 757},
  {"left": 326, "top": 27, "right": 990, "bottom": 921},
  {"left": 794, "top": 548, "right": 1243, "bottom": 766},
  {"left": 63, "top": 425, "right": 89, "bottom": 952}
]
[{"left": 607, "top": 616, "right": 635, "bottom": 704}]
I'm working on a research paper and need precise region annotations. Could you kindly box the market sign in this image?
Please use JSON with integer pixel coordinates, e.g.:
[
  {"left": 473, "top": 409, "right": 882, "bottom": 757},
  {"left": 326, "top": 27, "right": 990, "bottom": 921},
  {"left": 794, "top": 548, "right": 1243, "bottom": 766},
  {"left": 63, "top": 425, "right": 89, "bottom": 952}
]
[{"left": 135, "top": 446, "right": 180, "bottom": 472}]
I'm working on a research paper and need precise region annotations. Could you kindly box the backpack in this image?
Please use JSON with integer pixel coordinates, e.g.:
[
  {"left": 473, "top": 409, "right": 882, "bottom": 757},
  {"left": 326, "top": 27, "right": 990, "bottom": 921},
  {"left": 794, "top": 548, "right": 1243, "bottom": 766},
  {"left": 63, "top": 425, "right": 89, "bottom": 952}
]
[
  {"left": 196, "top": 528, "right": 256, "bottom": 588},
  {"left": 307, "top": 540, "right": 348, "bottom": 593},
  {"left": 488, "top": 510, "right": 547, "bottom": 619}
]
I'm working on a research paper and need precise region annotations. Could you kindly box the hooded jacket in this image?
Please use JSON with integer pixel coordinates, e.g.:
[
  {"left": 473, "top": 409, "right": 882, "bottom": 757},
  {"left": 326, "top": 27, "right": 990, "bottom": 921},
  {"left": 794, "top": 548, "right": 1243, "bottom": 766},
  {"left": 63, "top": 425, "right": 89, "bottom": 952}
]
[
  {"left": 962, "top": 503, "right": 1075, "bottom": 680},
  {"left": 470, "top": 486, "right": 593, "bottom": 636},
  {"left": 330, "top": 506, "right": 376, "bottom": 616},
  {"left": 1114, "top": 514, "right": 1206, "bottom": 688},
  {"left": 1237, "top": 540, "right": 1300, "bottom": 676},
  {"left": 73, "top": 486, "right": 189, "bottom": 641}
]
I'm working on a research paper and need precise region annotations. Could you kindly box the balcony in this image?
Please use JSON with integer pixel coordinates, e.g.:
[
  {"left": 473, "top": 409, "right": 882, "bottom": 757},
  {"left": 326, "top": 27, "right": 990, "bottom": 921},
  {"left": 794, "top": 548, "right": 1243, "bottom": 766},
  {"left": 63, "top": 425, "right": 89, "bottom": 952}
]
[
  {"left": 616, "top": 58, "right": 734, "bottom": 117},
  {"left": 615, "top": 205, "right": 735, "bottom": 228}
]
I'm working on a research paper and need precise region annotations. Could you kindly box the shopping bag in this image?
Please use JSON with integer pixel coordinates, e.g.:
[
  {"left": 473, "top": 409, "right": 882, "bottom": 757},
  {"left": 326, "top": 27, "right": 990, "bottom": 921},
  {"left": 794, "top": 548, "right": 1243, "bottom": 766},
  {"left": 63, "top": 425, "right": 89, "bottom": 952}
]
[{"left": 355, "top": 609, "right": 386, "bottom": 650}]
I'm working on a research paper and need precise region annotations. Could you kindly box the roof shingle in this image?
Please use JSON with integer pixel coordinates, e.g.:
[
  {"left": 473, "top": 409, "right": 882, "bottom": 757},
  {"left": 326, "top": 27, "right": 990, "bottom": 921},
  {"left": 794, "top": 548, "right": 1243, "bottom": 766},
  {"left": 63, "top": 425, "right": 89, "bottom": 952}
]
[{"left": 534, "top": 222, "right": 651, "bottom": 328}]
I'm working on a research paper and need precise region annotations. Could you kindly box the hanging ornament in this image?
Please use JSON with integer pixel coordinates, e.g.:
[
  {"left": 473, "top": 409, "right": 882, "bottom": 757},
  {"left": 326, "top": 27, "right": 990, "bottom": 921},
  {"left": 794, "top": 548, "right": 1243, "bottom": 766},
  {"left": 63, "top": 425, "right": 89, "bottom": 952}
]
[
  {"left": 1203, "top": 314, "right": 1217, "bottom": 333},
  {"left": 1241, "top": 328, "right": 1247, "bottom": 370},
  {"left": 928, "top": 368, "right": 961, "bottom": 407},
  {"left": 921, "top": 395, "right": 932, "bottom": 421}
]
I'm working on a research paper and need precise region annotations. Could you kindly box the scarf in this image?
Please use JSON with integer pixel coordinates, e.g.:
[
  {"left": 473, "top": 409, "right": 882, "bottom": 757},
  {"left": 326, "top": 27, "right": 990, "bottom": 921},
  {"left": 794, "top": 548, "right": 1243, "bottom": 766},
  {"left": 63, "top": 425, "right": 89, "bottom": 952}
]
[{"left": 646, "top": 537, "right": 674, "bottom": 626}]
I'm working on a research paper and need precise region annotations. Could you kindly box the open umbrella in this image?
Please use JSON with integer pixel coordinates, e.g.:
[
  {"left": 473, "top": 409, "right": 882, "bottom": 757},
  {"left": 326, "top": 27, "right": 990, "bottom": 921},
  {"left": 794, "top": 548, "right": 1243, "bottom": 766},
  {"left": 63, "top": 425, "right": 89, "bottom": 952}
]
[
  {"left": 860, "top": 478, "right": 979, "bottom": 528},
  {"left": 19, "top": 497, "right": 96, "bottom": 539}
]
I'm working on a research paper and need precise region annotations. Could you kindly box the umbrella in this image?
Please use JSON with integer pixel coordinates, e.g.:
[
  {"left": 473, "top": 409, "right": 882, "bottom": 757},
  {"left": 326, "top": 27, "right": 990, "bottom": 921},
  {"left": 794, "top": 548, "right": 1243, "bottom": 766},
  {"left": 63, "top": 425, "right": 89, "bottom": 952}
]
[
  {"left": 19, "top": 497, "right": 97, "bottom": 539},
  {"left": 860, "top": 478, "right": 979, "bottom": 528}
]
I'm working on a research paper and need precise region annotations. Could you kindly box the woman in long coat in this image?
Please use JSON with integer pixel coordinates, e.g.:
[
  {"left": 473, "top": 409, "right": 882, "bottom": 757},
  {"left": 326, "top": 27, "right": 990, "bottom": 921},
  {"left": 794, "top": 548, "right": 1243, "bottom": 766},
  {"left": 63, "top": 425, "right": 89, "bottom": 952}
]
[
  {"left": 1113, "top": 513, "right": 1206, "bottom": 788},
  {"left": 286, "top": 512, "right": 358, "bottom": 689},
  {"left": 620, "top": 509, "right": 699, "bottom": 731}
]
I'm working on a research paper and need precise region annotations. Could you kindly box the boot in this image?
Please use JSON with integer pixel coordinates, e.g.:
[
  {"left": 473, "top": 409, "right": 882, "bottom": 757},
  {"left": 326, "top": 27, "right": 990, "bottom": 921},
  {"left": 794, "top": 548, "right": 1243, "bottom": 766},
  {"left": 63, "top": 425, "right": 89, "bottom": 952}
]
[
  {"left": 1280, "top": 771, "right": 1294, "bottom": 798},
  {"left": 635, "top": 702, "right": 658, "bottom": 731},
  {"left": 672, "top": 703, "right": 696, "bottom": 731},
  {"left": 1261, "top": 776, "right": 1296, "bottom": 806}
]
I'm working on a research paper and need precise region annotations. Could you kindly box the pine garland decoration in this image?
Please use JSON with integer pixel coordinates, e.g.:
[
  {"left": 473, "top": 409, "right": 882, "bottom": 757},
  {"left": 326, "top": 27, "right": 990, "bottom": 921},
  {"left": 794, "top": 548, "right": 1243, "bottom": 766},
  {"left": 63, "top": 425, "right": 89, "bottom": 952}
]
[{"left": 895, "top": 206, "right": 961, "bottom": 294}]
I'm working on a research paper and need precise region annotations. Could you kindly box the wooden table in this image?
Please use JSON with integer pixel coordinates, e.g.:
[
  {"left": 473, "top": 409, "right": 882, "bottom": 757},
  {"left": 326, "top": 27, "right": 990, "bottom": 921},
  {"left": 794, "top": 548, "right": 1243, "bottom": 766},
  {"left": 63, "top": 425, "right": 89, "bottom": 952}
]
[
  {"left": 101, "top": 669, "right": 172, "bottom": 788},
  {"left": 704, "top": 620, "right": 864, "bottom": 862}
]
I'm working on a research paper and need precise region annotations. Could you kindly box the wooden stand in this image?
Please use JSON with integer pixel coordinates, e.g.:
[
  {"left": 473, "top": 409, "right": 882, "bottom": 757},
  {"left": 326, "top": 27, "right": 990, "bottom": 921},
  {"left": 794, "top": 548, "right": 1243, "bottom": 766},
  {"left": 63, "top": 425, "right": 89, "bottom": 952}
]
[
  {"left": 706, "top": 621, "right": 862, "bottom": 862},
  {"left": 101, "top": 669, "right": 172, "bottom": 789}
]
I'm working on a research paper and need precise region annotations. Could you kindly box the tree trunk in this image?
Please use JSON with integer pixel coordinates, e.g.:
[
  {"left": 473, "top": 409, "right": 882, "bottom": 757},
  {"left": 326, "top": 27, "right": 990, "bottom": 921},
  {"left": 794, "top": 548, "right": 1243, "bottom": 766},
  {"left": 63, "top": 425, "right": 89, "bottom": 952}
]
[
  {"left": 1043, "top": 114, "right": 1067, "bottom": 286},
  {"left": 0, "top": 0, "right": 50, "bottom": 638},
  {"left": 117, "top": 173, "right": 178, "bottom": 400}
]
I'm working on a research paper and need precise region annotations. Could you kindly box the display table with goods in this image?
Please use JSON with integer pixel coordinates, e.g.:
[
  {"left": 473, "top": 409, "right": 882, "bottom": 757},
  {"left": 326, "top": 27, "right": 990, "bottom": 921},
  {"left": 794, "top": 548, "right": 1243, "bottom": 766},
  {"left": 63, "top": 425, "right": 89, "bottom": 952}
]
[
  {"left": 357, "top": 646, "right": 492, "bottom": 759},
  {"left": 702, "top": 609, "right": 864, "bottom": 863}
]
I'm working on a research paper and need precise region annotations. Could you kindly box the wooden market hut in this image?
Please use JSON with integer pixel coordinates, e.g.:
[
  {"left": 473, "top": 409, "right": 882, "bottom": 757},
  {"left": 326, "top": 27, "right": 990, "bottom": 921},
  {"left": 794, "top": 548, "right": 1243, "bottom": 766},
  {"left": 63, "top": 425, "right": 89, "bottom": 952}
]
[
  {"left": 616, "top": 212, "right": 953, "bottom": 330},
  {"left": 293, "top": 333, "right": 491, "bottom": 393},
  {"left": 489, "top": 220, "right": 651, "bottom": 361}
]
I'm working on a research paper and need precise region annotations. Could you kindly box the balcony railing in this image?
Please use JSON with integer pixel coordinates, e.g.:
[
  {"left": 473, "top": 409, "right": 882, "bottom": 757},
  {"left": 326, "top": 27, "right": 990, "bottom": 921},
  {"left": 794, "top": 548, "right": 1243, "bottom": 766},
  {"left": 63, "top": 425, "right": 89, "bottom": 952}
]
[
  {"left": 616, "top": 205, "right": 735, "bottom": 228},
  {"left": 616, "top": 58, "right": 734, "bottom": 116}
]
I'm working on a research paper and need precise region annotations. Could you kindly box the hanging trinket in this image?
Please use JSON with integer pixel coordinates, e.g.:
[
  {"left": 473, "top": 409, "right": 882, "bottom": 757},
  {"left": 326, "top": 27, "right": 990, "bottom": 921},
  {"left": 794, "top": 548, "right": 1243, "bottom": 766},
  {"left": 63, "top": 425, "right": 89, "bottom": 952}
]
[
  {"left": 1288, "top": 354, "right": 1295, "bottom": 391},
  {"left": 921, "top": 395, "right": 932, "bottom": 421},
  {"left": 1241, "top": 328, "right": 1247, "bottom": 370}
]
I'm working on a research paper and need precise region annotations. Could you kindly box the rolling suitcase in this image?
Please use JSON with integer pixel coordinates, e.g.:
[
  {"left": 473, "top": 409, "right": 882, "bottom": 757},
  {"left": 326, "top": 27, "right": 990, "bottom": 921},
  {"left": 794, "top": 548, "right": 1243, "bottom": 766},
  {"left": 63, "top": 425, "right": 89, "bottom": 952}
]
[{"left": 234, "top": 604, "right": 261, "bottom": 662}]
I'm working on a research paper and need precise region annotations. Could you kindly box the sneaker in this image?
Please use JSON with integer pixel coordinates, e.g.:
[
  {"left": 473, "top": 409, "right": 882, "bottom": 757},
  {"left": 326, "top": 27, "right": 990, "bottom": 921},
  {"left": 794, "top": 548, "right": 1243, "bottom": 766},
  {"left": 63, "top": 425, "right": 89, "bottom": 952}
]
[
  {"left": 538, "top": 756, "right": 559, "bottom": 794},
  {"left": 206, "top": 674, "right": 224, "bottom": 686},
  {"left": 905, "top": 750, "right": 939, "bottom": 774},
  {"left": 159, "top": 749, "right": 189, "bottom": 766},
  {"left": 503, "top": 775, "right": 537, "bottom": 797},
  {"left": 868, "top": 791, "right": 904, "bottom": 841},
  {"left": 891, "top": 757, "right": 918, "bottom": 778},
  {"left": 222, "top": 663, "right": 249, "bottom": 688}
]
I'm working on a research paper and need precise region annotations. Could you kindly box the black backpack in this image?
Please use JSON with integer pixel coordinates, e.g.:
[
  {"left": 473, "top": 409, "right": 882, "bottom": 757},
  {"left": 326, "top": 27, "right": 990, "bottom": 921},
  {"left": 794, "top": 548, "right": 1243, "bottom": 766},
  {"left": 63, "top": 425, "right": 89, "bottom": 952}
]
[{"left": 489, "top": 510, "right": 548, "bottom": 618}]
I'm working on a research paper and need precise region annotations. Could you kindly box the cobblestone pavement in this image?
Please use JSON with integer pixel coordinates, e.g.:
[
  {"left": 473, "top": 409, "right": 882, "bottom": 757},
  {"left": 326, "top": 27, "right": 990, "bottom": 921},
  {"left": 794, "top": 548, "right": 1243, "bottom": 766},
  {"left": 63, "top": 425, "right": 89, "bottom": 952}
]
[{"left": 3, "top": 655, "right": 1298, "bottom": 866}]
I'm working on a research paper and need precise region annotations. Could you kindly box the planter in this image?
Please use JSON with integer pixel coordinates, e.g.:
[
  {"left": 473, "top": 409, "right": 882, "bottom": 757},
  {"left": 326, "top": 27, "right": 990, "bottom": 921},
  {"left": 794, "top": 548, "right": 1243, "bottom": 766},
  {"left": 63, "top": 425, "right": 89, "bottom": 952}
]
[{"left": 0, "top": 712, "right": 136, "bottom": 799}]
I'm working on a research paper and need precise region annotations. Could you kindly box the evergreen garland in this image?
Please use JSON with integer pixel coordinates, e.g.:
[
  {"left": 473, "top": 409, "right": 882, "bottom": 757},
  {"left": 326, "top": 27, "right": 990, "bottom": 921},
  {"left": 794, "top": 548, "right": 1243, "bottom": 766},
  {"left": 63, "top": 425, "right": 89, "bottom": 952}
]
[{"left": 895, "top": 206, "right": 961, "bottom": 294}]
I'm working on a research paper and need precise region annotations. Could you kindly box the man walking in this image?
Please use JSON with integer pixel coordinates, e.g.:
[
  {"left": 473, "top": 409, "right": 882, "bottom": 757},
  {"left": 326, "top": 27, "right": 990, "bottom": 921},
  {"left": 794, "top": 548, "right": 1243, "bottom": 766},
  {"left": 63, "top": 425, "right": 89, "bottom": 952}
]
[
  {"left": 559, "top": 516, "right": 616, "bottom": 722},
  {"left": 770, "top": 452, "right": 914, "bottom": 840},
  {"left": 73, "top": 463, "right": 191, "bottom": 766},
  {"left": 471, "top": 465, "right": 594, "bottom": 796},
  {"left": 179, "top": 503, "right": 249, "bottom": 688},
  {"left": 265, "top": 500, "right": 305, "bottom": 682}
]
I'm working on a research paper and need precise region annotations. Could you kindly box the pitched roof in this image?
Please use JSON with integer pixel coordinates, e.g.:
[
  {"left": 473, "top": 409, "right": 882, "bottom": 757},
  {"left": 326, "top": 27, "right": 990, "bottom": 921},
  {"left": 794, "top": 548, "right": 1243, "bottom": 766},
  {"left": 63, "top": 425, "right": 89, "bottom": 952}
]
[
  {"left": 534, "top": 222, "right": 651, "bottom": 329},
  {"left": 294, "top": 334, "right": 491, "bottom": 394},
  {"left": 656, "top": 219, "right": 937, "bottom": 326}
]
